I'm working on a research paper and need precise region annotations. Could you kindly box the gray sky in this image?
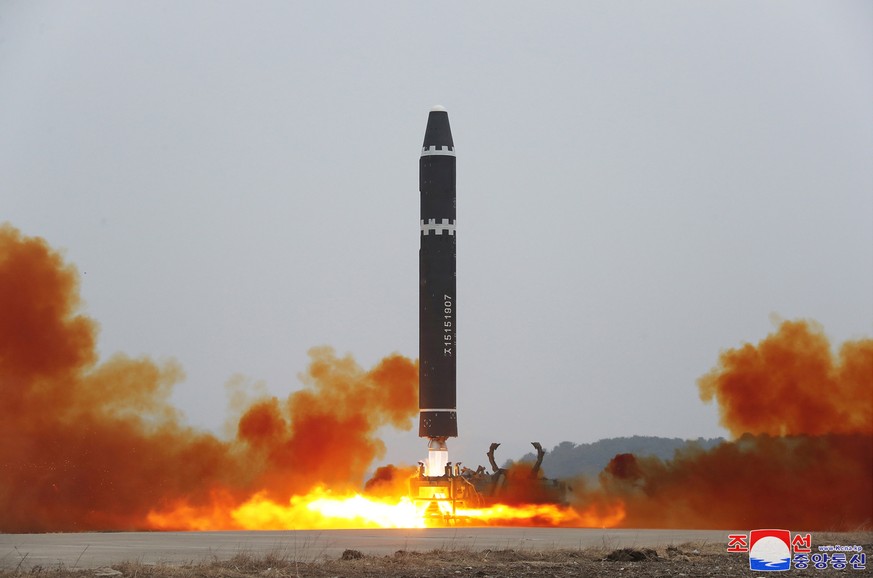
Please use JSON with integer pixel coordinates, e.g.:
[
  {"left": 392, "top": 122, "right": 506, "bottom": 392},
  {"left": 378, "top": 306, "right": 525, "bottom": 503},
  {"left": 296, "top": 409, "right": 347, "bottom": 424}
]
[{"left": 2, "top": 1, "right": 871, "bottom": 468}]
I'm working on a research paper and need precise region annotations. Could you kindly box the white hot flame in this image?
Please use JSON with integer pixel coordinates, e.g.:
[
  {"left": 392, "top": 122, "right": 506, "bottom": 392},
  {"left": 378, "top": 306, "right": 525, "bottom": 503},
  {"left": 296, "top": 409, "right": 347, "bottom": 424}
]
[
  {"left": 427, "top": 448, "right": 448, "bottom": 476},
  {"left": 425, "top": 438, "right": 449, "bottom": 476}
]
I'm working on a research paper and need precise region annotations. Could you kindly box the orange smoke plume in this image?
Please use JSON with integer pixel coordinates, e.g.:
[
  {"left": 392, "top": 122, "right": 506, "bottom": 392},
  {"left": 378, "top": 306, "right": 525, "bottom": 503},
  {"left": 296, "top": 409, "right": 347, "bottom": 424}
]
[
  {"left": 573, "top": 321, "right": 873, "bottom": 530},
  {"left": 698, "top": 319, "right": 872, "bottom": 437},
  {"left": 586, "top": 433, "right": 872, "bottom": 529},
  {"left": 0, "top": 224, "right": 418, "bottom": 532},
  {"left": 4, "top": 224, "right": 870, "bottom": 532},
  {"left": 232, "top": 347, "right": 418, "bottom": 501}
]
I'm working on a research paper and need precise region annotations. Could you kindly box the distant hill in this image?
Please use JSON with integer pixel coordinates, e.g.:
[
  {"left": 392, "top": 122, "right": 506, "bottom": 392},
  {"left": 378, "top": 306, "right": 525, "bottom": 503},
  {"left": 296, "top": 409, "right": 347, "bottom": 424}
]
[{"left": 510, "top": 436, "right": 725, "bottom": 479}]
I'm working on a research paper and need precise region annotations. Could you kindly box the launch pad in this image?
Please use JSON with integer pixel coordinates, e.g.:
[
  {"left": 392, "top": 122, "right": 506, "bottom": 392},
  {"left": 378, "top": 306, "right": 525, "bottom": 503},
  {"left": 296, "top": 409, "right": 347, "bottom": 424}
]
[
  {"left": 409, "top": 472, "right": 483, "bottom": 522},
  {"left": 410, "top": 442, "right": 570, "bottom": 524}
]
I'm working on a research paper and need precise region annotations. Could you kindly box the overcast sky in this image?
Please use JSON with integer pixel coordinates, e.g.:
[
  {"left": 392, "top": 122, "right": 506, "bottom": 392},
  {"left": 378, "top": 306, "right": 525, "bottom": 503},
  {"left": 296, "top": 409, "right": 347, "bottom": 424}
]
[{"left": 3, "top": 1, "right": 871, "bottom": 468}]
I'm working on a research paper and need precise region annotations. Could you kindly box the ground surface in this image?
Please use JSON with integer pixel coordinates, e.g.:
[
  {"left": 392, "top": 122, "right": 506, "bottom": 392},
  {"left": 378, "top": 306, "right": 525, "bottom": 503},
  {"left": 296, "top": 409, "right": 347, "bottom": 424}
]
[{"left": 1, "top": 530, "right": 870, "bottom": 577}]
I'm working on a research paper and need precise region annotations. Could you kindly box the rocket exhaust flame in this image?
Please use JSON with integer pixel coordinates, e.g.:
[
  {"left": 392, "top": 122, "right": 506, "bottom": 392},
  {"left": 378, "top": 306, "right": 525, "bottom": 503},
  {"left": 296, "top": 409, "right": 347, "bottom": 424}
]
[{"left": 426, "top": 437, "right": 449, "bottom": 477}]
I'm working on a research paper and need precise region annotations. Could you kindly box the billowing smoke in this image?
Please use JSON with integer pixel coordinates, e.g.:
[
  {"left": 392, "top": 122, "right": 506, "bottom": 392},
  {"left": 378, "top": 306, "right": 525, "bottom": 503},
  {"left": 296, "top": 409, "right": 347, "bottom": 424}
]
[
  {"left": 572, "top": 320, "right": 872, "bottom": 530},
  {"left": 0, "top": 224, "right": 417, "bottom": 532},
  {"left": 2, "top": 223, "right": 870, "bottom": 532},
  {"left": 699, "top": 319, "right": 871, "bottom": 437},
  {"left": 234, "top": 347, "right": 417, "bottom": 500}
]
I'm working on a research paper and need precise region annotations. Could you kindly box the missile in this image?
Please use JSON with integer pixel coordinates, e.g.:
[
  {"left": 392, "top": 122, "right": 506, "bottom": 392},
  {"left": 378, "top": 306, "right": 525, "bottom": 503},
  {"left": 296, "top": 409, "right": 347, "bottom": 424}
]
[{"left": 419, "top": 105, "right": 456, "bottom": 475}]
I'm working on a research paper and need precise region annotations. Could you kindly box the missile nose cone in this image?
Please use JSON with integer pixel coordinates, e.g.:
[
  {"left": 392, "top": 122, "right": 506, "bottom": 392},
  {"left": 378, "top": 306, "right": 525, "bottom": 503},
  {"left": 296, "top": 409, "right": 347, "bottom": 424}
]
[{"left": 422, "top": 107, "right": 454, "bottom": 149}]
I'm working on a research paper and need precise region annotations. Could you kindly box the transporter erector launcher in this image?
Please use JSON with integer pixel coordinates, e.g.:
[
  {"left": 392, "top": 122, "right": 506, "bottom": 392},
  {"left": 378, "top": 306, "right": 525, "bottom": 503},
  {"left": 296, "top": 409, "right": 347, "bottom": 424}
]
[{"left": 419, "top": 106, "right": 457, "bottom": 475}]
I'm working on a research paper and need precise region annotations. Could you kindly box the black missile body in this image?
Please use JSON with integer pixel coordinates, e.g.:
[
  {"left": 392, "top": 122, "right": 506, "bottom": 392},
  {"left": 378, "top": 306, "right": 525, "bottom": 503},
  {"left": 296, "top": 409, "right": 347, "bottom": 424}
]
[{"left": 419, "top": 106, "right": 457, "bottom": 440}]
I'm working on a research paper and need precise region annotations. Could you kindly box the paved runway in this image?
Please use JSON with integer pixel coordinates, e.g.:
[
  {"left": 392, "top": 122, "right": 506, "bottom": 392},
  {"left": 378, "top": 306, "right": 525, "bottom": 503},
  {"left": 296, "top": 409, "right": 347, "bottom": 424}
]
[{"left": 0, "top": 528, "right": 733, "bottom": 570}]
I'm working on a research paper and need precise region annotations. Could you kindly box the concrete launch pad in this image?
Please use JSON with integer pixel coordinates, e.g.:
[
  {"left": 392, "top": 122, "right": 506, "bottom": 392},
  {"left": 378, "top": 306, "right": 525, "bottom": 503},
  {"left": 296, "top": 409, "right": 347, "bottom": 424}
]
[{"left": 1, "top": 528, "right": 737, "bottom": 570}]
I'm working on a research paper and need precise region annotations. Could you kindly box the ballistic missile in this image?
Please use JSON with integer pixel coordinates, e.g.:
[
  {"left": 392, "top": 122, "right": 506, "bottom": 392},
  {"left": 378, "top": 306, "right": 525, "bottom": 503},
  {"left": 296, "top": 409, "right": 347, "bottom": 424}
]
[{"left": 419, "top": 105, "right": 456, "bottom": 475}]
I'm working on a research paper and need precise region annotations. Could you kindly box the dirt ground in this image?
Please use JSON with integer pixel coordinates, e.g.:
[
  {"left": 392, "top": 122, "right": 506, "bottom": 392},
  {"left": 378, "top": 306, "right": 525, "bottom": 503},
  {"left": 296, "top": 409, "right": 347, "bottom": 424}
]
[{"left": 3, "top": 537, "right": 871, "bottom": 578}]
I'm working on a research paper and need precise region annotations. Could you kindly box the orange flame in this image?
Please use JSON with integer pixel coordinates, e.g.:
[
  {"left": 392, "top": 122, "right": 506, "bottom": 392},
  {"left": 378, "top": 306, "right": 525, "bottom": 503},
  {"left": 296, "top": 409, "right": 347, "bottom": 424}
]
[
  {"left": 147, "top": 489, "right": 625, "bottom": 530},
  {"left": 457, "top": 501, "right": 625, "bottom": 527}
]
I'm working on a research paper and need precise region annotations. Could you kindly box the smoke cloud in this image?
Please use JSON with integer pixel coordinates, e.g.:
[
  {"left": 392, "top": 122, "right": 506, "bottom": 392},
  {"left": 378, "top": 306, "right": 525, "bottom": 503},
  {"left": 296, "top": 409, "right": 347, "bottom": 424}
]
[
  {"left": 0, "top": 224, "right": 417, "bottom": 532},
  {"left": 2, "top": 224, "right": 870, "bottom": 532},
  {"left": 571, "top": 320, "right": 873, "bottom": 530},
  {"left": 699, "top": 319, "right": 872, "bottom": 437}
]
